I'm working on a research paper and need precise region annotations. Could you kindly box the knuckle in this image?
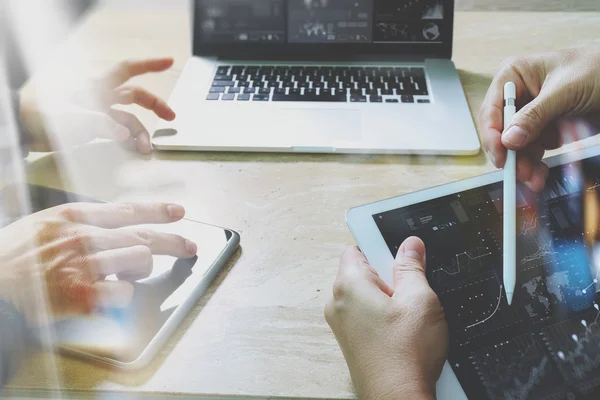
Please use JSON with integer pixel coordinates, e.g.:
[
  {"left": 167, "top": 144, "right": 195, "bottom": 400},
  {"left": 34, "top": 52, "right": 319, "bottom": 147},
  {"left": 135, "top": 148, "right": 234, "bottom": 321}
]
[
  {"left": 502, "top": 56, "right": 540, "bottom": 83},
  {"left": 393, "top": 260, "right": 423, "bottom": 276},
  {"left": 331, "top": 279, "right": 351, "bottom": 301},
  {"left": 326, "top": 295, "right": 349, "bottom": 322},
  {"left": 134, "top": 228, "right": 154, "bottom": 247},
  {"left": 116, "top": 202, "right": 138, "bottom": 218},
  {"left": 502, "top": 55, "right": 528, "bottom": 72},
  {"left": 128, "top": 88, "right": 142, "bottom": 104},
  {"left": 63, "top": 231, "right": 91, "bottom": 254},
  {"left": 57, "top": 204, "right": 83, "bottom": 223},
  {"left": 519, "top": 103, "right": 545, "bottom": 126},
  {"left": 35, "top": 219, "right": 65, "bottom": 244}
]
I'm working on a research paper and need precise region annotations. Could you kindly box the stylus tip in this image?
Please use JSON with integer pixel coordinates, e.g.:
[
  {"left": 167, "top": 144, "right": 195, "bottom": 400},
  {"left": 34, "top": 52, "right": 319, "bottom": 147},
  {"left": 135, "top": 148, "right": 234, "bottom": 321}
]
[{"left": 506, "top": 291, "right": 514, "bottom": 306}]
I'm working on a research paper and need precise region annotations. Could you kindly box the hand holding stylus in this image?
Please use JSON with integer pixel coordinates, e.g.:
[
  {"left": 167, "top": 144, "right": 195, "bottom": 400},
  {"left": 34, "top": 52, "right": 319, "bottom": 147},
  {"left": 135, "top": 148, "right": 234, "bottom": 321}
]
[{"left": 479, "top": 46, "right": 600, "bottom": 192}]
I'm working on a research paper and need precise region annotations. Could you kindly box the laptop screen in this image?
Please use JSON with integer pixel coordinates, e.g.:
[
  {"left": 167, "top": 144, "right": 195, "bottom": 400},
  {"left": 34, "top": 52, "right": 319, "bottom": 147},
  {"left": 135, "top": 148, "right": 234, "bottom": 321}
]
[{"left": 194, "top": 0, "right": 453, "bottom": 57}]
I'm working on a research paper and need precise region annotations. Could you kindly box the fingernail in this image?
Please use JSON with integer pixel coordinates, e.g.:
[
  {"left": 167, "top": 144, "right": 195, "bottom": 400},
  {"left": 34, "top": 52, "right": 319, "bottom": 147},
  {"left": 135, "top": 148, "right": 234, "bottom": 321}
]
[
  {"left": 399, "top": 238, "right": 425, "bottom": 263},
  {"left": 186, "top": 240, "right": 197, "bottom": 255},
  {"left": 503, "top": 125, "right": 528, "bottom": 147},
  {"left": 167, "top": 204, "right": 185, "bottom": 219}
]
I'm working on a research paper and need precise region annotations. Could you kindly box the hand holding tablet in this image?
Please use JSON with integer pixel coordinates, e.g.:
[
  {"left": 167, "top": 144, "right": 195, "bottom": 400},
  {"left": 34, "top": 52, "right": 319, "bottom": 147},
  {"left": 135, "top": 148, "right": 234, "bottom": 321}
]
[
  {"left": 325, "top": 238, "right": 448, "bottom": 400},
  {"left": 347, "top": 145, "right": 600, "bottom": 399}
]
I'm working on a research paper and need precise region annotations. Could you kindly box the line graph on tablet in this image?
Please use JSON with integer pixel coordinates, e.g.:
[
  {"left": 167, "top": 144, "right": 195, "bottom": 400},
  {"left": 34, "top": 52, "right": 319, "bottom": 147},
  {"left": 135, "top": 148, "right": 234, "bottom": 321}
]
[{"left": 373, "top": 155, "right": 600, "bottom": 399}]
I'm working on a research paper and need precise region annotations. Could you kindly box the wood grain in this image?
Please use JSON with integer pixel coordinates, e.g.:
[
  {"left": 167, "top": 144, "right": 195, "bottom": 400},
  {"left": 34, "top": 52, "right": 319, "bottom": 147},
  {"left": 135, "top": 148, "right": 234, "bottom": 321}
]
[{"left": 6, "top": 3, "right": 600, "bottom": 399}]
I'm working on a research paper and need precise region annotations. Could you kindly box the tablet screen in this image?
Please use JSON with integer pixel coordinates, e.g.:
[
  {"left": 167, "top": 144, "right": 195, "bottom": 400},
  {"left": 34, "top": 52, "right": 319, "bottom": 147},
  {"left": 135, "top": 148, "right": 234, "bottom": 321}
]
[
  {"left": 373, "top": 156, "right": 600, "bottom": 399},
  {"left": 50, "top": 218, "right": 230, "bottom": 364}
]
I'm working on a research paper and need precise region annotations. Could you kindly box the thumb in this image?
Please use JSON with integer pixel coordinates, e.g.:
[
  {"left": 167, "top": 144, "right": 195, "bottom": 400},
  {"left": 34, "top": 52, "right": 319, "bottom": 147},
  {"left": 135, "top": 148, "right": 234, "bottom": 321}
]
[
  {"left": 502, "top": 86, "right": 572, "bottom": 150},
  {"left": 393, "top": 236, "right": 428, "bottom": 292}
]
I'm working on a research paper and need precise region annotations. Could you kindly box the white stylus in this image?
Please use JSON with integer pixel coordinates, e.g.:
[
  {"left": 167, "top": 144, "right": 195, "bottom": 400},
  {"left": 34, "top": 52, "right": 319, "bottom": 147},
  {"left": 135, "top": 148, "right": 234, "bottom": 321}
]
[{"left": 503, "top": 82, "right": 517, "bottom": 306}]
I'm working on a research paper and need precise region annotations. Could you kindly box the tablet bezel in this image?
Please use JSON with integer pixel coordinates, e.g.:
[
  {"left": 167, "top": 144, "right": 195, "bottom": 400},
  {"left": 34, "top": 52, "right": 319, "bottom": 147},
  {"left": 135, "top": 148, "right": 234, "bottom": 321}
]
[{"left": 345, "top": 144, "right": 600, "bottom": 399}]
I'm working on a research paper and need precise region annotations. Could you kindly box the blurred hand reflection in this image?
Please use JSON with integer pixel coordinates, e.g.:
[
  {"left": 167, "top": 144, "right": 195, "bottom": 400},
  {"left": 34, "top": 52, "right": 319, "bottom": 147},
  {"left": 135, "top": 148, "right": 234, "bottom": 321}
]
[
  {"left": 0, "top": 202, "right": 197, "bottom": 326},
  {"left": 19, "top": 58, "right": 176, "bottom": 154},
  {"left": 479, "top": 46, "right": 600, "bottom": 191}
]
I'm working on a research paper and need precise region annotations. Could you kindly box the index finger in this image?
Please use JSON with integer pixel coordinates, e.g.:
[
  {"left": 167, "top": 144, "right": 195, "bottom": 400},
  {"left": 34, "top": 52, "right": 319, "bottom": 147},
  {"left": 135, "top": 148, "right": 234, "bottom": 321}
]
[
  {"left": 337, "top": 246, "right": 394, "bottom": 297},
  {"left": 99, "top": 58, "right": 174, "bottom": 89},
  {"left": 58, "top": 202, "right": 186, "bottom": 229},
  {"left": 114, "top": 87, "right": 176, "bottom": 121},
  {"left": 479, "top": 63, "right": 534, "bottom": 168}
]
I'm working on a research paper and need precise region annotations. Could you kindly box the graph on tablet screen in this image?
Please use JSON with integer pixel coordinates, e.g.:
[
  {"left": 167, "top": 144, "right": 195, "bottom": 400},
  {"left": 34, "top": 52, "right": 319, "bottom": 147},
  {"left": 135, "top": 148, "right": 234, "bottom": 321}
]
[{"left": 374, "top": 157, "right": 600, "bottom": 399}]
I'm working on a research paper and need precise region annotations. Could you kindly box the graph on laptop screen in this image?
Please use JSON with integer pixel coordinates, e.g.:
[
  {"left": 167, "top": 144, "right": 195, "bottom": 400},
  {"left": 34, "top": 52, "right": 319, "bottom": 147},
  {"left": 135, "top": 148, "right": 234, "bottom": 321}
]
[
  {"left": 374, "top": 156, "right": 600, "bottom": 399},
  {"left": 197, "top": 0, "right": 445, "bottom": 44}
]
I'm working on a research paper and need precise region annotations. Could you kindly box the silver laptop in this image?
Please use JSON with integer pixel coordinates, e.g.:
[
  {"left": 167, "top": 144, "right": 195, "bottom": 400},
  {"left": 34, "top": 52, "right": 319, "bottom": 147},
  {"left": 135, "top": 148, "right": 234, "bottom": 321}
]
[{"left": 153, "top": 0, "right": 480, "bottom": 155}]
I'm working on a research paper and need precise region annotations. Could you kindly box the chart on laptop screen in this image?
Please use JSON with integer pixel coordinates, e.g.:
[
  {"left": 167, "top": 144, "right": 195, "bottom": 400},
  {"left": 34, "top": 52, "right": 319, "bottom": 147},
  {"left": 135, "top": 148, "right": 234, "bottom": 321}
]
[
  {"left": 197, "top": 0, "right": 446, "bottom": 44},
  {"left": 374, "top": 157, "right": 600, "bottom": 399}
]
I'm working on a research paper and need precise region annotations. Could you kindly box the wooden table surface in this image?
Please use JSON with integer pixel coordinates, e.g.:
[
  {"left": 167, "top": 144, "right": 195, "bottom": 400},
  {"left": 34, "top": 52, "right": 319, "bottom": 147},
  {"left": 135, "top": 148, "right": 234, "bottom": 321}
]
[{"left": 6, "top": 2, "right": 600, "bottom": 399}]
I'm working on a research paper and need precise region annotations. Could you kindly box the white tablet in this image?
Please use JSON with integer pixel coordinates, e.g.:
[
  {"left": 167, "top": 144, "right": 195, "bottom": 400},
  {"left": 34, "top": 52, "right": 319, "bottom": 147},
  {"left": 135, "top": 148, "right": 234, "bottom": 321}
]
[
  {"left": 346, "top": 145, "right": 600, "bottom": 400},
  {"left": 0, "top": 184, "right": 240, "bottom": 370}
]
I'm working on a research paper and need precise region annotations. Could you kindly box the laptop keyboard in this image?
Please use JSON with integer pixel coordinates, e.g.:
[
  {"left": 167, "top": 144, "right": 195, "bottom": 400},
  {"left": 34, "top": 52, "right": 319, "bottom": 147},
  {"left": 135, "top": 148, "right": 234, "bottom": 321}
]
[{"left": 206, "top": 65, "right": 430, "bottom": 103}]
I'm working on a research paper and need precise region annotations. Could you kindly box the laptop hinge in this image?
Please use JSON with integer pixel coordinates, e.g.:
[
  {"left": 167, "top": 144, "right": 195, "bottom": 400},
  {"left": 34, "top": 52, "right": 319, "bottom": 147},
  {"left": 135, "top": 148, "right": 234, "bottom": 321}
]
[{"left": 210, "top": 54, "right": 431, "bottom": 63}]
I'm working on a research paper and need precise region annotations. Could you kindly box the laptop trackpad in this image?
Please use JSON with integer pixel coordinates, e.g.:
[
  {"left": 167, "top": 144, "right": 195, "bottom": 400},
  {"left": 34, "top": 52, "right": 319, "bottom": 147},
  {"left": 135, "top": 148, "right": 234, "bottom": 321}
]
[{"left": 276, "top": 109, "right": 362, "bottom": 145}]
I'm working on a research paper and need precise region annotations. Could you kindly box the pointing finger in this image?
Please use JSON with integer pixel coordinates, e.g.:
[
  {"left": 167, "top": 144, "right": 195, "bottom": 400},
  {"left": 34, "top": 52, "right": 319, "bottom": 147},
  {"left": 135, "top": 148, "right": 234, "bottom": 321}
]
[
  {"left": 113, "top": 87, "right": 176, "bottom": 121},
  {"left": 57, "top": 202, "right": 186, "bottom": 228},
  {"left": 98, "top": 58, "right": 174, "bottom": 89}
]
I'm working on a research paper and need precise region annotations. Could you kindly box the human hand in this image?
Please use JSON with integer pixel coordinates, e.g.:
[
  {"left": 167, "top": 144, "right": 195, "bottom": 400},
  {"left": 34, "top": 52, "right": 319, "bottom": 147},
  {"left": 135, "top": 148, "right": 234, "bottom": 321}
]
[
  {"left": 19, "top": 58, "right": 176, "bottom": 154},
  {"left": 325, "top": 237, "right": 448, "bottom": 400},
  {"left": 0, "top": 202, "right": 197, "bottom": 326},
  {"left": 480, "top": 46, "right": 600, "bottom": 191}
]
